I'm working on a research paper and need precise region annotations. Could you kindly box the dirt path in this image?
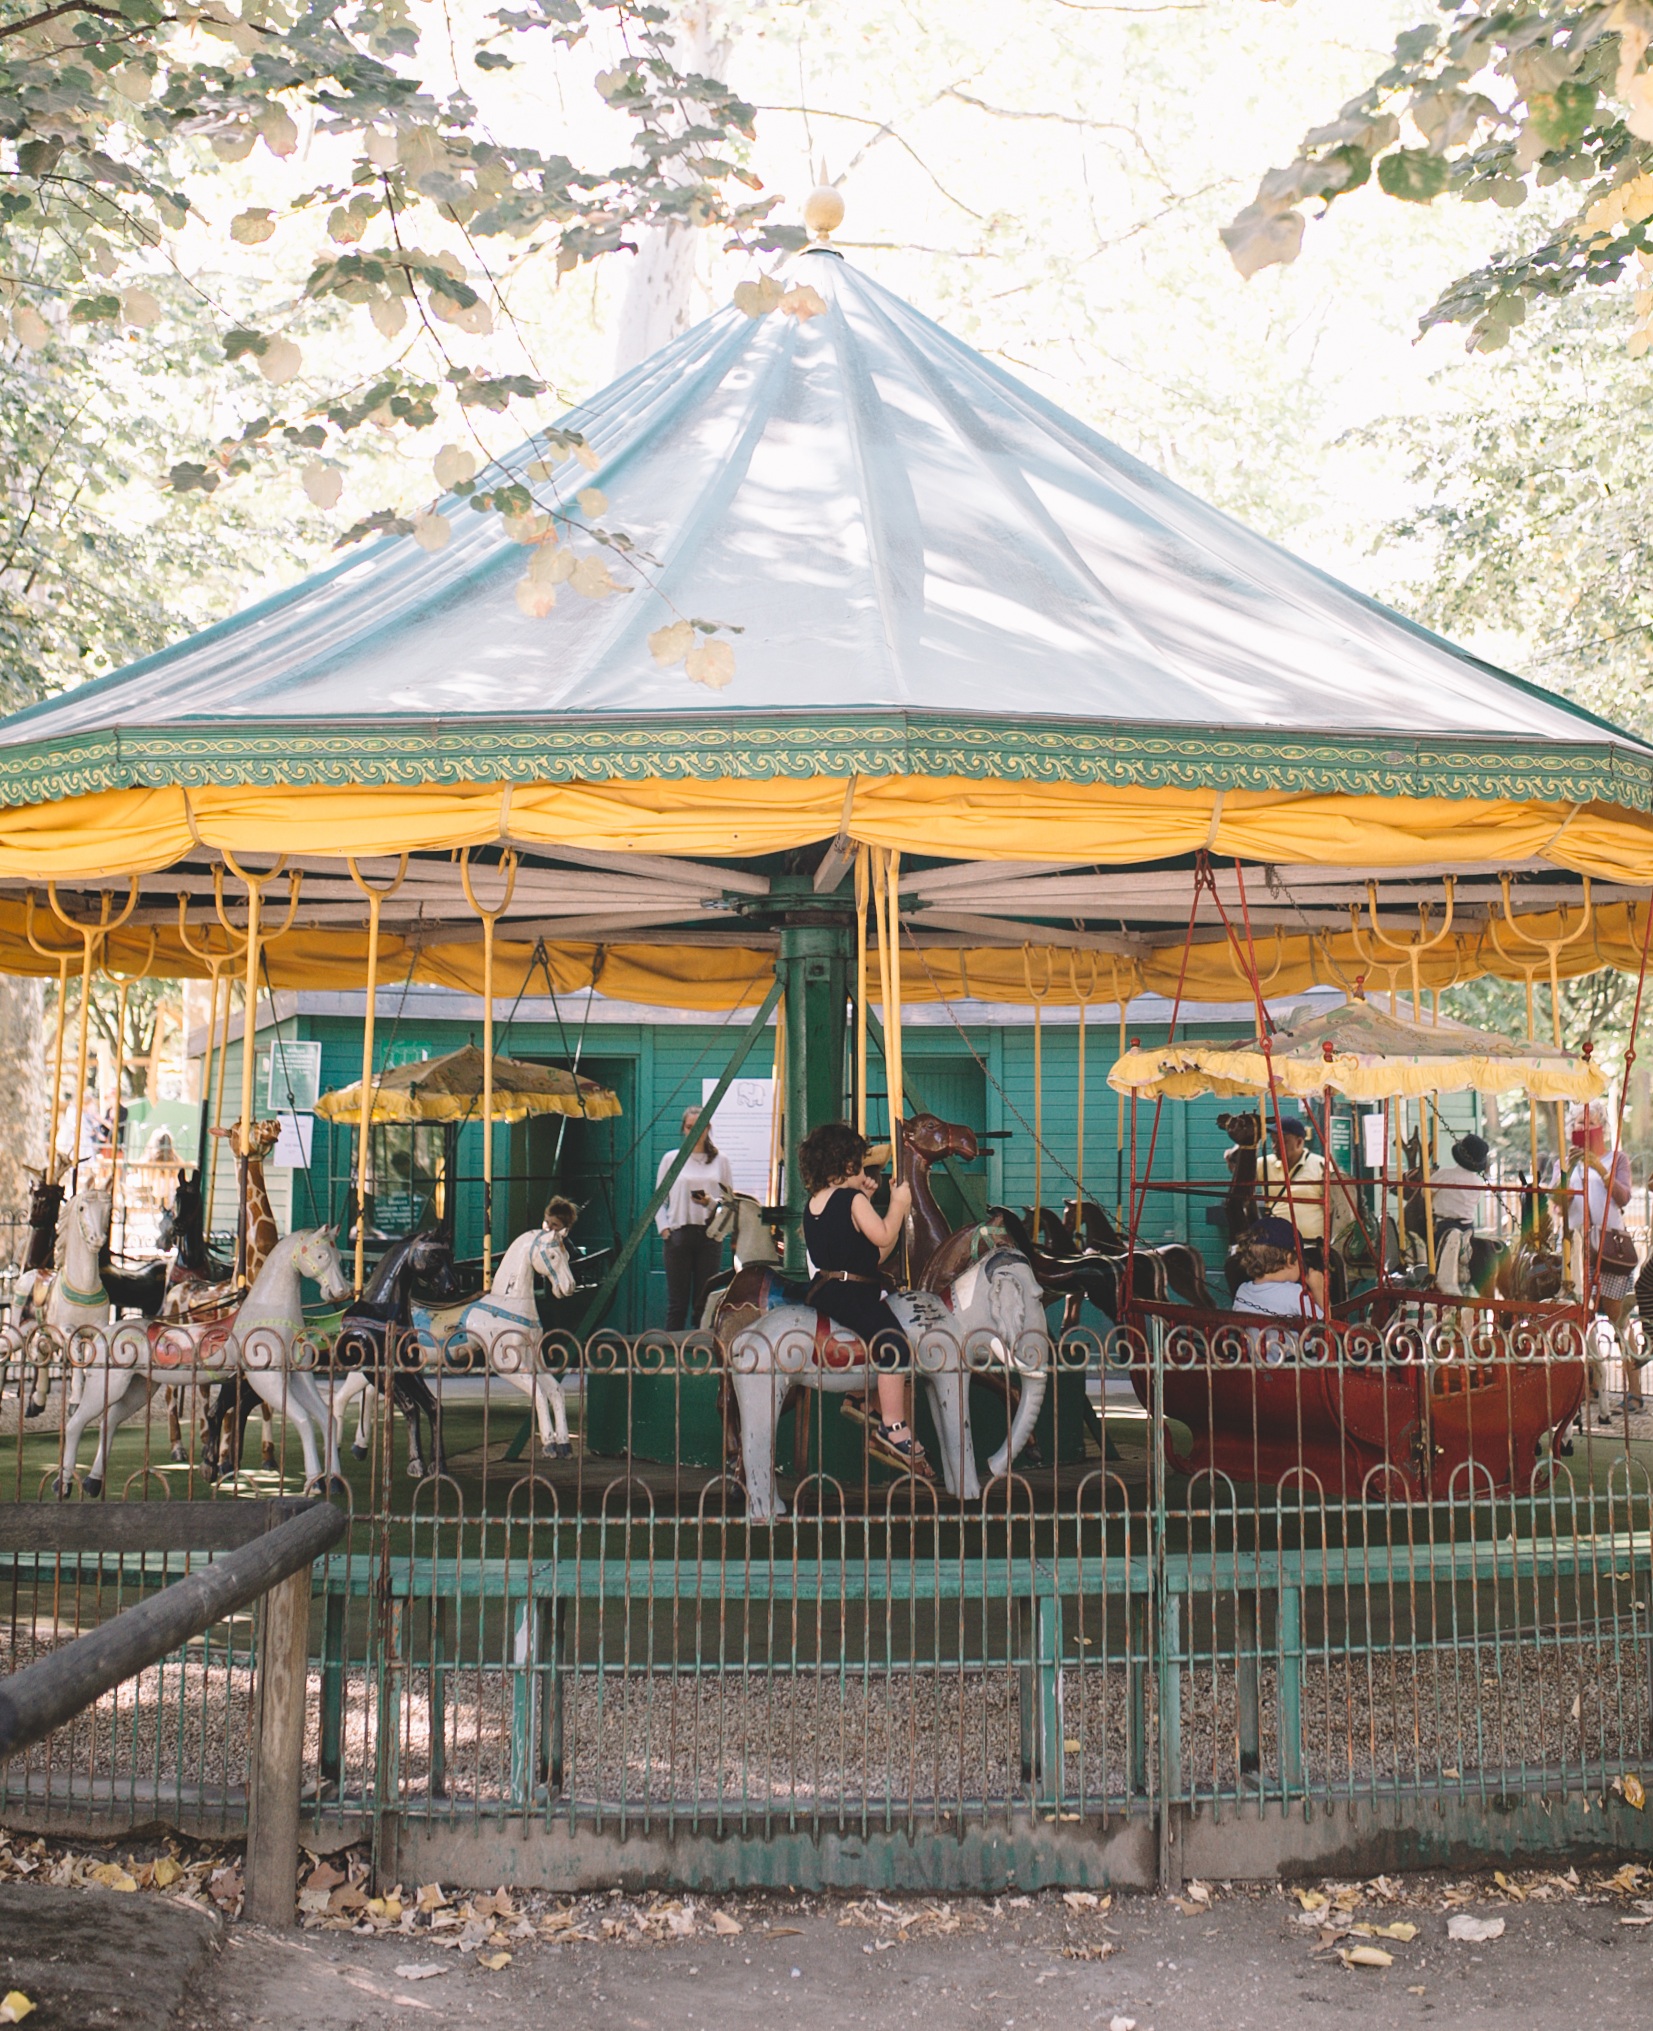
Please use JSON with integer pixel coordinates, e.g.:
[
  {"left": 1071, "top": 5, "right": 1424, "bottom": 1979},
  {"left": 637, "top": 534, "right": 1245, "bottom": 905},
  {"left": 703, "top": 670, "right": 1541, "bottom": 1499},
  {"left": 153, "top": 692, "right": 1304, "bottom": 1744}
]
[{"left": 168, "top": 1877, "right": 1653, "bottom": 2031}]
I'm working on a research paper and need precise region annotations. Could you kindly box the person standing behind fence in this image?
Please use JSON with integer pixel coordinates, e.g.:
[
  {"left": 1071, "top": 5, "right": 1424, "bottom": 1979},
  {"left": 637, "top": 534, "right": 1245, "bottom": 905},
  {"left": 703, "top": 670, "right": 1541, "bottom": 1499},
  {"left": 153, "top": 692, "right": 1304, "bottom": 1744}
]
[
  {"left": 1562, "top": 1105, "right": 1637, "bottom": 1420},
  {"left": 656, "top": 1107, "right": 732, "bottom": 1330}
]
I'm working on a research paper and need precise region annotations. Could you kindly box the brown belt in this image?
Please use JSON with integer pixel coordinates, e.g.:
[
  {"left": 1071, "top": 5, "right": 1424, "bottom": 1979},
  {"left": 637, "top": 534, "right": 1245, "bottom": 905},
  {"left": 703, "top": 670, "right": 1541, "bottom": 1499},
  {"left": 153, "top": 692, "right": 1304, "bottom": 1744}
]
[{"left": 812, "top": 1269, "right": 887, "bottom": 1288}]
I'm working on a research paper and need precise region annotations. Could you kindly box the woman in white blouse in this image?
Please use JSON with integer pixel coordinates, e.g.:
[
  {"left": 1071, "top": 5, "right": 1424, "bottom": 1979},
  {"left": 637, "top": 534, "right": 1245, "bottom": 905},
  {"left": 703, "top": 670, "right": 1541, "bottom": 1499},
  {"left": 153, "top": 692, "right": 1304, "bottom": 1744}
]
[{"left": 655, "top": 1107, "right": 734, "bottom": 1329}]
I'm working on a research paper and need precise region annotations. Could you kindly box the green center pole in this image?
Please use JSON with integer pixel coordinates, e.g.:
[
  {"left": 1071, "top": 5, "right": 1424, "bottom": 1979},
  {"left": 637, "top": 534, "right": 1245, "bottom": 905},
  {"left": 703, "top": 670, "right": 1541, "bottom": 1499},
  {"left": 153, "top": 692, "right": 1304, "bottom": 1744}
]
[
  {"left": 576, "top": 972, "right": 785, "bottom": 1338},
  {"left": 777, "top": 914, "right": 852, "bottom": 1275}
]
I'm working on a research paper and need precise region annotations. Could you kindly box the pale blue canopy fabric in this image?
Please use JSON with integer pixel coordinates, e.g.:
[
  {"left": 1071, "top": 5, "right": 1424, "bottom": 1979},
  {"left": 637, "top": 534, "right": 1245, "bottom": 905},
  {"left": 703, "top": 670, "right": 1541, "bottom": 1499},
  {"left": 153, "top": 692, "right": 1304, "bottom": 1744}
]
[{"left": 0, "top": 247, "right": 1646, "bottom": 804}]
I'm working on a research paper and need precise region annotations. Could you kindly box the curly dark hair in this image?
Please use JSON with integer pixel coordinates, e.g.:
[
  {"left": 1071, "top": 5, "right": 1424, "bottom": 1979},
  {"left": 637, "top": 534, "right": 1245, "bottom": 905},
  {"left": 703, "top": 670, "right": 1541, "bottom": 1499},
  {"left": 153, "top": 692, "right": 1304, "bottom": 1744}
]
[
  {"left": 542, "top": 1195, "right": 579, "bottom": 1231},
  {"left": 799, "top": 1122, "right": 871, "bottom": 1193},
  {"left": 1236, "top": 1240, "right": 1295, "bottom": 1283}
]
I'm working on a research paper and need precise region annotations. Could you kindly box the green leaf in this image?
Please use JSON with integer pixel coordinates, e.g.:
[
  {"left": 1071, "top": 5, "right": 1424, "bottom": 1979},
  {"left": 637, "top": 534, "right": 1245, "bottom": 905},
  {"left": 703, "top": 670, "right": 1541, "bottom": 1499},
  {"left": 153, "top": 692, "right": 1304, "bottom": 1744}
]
[
  {"left": 1527, "top": 81, "right": 1596, "bottom": 152},
  {"left": 69, "top": 294, "right": 121, "bottom": 324},
  {"left": 1378, "top": 148, "right": 1449, "bottom": 203}
]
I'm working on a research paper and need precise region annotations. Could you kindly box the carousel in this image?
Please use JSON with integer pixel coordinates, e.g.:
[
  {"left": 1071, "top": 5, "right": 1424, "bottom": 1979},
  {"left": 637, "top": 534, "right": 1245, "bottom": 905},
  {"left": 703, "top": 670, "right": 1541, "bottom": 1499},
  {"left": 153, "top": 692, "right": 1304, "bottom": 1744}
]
[{"left": 0, "top": 195, "right": 1651, "bottom": 1523}]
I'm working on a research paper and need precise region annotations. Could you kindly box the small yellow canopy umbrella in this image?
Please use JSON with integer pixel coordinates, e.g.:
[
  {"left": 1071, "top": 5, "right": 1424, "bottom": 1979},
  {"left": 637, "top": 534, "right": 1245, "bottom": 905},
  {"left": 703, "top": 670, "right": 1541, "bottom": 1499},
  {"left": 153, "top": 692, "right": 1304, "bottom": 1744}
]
[
  {"left": 1107, "top": 996, "right": 1607, "bottom": 1105},
  {"left": 315, "top": 1043, "right": 622, "bottom": 1124}
]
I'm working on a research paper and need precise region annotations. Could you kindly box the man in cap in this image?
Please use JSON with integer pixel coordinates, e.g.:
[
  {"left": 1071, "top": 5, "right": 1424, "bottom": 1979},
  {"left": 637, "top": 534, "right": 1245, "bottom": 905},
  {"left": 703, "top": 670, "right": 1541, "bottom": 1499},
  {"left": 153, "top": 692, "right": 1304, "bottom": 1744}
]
[{"left": 1255, "top": 1116, "right": 1326, "bottom": 1255}]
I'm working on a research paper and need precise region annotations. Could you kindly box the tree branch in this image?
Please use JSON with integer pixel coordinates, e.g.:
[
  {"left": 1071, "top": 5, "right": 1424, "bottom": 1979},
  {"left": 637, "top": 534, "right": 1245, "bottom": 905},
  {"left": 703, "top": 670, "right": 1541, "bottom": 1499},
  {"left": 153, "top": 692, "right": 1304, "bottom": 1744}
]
[{"left": 0, "top": 2, "right": 136, "bottom": 42}]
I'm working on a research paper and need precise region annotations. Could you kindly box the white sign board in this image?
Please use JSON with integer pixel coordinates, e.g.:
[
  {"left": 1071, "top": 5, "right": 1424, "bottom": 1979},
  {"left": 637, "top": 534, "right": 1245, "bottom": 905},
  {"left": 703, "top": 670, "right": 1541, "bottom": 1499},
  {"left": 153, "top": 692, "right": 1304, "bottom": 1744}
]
[
  {"left": 257, "top": 1039, "right": 323, "bottom": 1115},
  {"left": 1361, "top": 1112, "right": 1388, "bottom": 1170},
  {"left": 701, "top": 1077, "right": 776, "bottom": 1201},
  {"left": 270, "top": 1113, "right": 314, "bottom": 1170}
]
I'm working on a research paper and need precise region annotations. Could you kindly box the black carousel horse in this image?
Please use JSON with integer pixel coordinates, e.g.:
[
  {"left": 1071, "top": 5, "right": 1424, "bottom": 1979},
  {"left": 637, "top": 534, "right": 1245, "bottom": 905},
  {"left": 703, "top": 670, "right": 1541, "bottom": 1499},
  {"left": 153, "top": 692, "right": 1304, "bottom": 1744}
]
[{"left": 202, "top": 1225, "right": 461, "bottom": 1483}]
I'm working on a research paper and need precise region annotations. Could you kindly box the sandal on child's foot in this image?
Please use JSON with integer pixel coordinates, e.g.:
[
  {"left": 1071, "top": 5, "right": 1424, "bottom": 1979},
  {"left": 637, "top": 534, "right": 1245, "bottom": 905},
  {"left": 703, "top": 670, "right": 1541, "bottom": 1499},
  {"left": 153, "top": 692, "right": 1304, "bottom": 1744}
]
[{"left": 869, "top": 1420, "right": 934, "bottom": 1479}]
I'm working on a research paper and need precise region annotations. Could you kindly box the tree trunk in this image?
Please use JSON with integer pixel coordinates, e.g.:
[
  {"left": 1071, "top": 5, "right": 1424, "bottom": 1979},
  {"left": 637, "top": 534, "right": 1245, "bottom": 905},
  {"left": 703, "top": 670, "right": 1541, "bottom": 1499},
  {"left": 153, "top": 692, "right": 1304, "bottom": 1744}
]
[
  {"left": 612, "top": 3, "right": 730, "bottom": 377},
  {"left": 0, "top": 973, "right": 46, "bottom": 1214}
]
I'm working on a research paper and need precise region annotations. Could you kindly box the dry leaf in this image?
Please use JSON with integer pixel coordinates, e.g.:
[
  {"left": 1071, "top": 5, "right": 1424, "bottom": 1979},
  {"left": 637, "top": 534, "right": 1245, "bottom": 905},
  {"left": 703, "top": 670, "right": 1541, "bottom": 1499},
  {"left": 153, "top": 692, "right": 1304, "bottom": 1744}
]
[
  {"left": 514, "top": 575, "right": 555, "bottom": 618},
  {"left": 13, "top": 306, "right": 49, "bottom": 351},
  {"left": 685, "top": 638, "right": 735, "bottom": 689},
  {"left": 478, "top": 1951, "right": 511, "bottom": 1970},
  {"left": 1183, "top": 1880, "right": 1212, "bottom": 1906},
  {"left": 257, "top": 105, "right": 298, "bottom": 157},
  {"left": 1295, "top": 1889, "right": 1328, "bottom": 1912},
  {"left": 302, "top": 462, "right": 343, "bottom": 509},
  {"left": 412, "top": 510, "right": 451, "bottom": 553},
  {"left": 366, "top": 128, "right": 400, "bottom": 168},
  {"left": 0, "top": 1994, "right": 33, "bottom": 2024},
  {"left": 1060, "top": 1941, "right": 1115, "bottom": 1962},
  {"left": 779, "top": 284, "right": 828, "bottom": 321},
  {"left": 1339, "top": 1945, "right": 1393, "bottom": 1969},
  {"left": 1624, "top": 1773, "right": 1647, "bottom": 1810},
  {"left": 576, "top": 487, "right": 608, "bottom": 518},
  {"left": 649, "top": 619, "right": 694, "bottom": 666},
  {"left": 90, "top": 1862, "right": 137, "bottom": 1892},
  {"left": 575, "top": 442, "right": 601, "bottom": 472},
  {"left": 1447, "top": 1914, "right": 1504, "bottom": 1943},
  {"left": 258, "top": 336, "right": 302, "bottom": 385},
  {"left": 570, "top": 554, "right": 623, "bottom": 600},
  {"left": 1353, "top": 1921, "right": 1417, "bottom": 1942},
  {"left": 230, "top": 208, "right": 276, "bottom": 245},
  {"left": 396, "top": 1964, "right": 449, "bottom": 1980},
  {"left": 732, "top": 274, "right": 785, "bottom": 318},
  {"left": 152, "top": 1856, "right": 182, "bottom": 1890},
  {"left": 370, "top": 297, "right": 408, "bottom": 338},
  {"left": 433, "top": 444, "right": 477, "bottom": 490},
  {"left": 1062, "top": 1891, "right": 1100, "bottom": 1911},
  {"left": 121, "top": 288, "right": 160, "bottom": 329},
  {"left": 417, "top": 1883, "right": 448, "bottom": 1913},
  {"left": 711, "top": 1911, "right": 742, "bottom": 1936}
]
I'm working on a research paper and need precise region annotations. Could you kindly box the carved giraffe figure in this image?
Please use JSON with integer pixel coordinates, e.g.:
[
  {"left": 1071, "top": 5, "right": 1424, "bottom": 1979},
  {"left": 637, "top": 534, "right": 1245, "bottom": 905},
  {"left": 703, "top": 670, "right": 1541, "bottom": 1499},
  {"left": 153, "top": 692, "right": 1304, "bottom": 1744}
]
[{"left": 214, "top": 1118, "right": 284, "bottom": 1277}]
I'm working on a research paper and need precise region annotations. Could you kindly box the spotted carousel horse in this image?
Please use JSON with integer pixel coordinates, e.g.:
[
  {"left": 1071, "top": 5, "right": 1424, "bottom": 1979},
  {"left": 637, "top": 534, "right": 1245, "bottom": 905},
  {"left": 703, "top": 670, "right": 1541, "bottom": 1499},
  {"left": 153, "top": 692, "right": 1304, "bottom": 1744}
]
[
  {"left": 411, "top": 1222, "right": 579, "bottom": 1459},
  {"left": 713, "top": 1247, "right": 1050, "bottom": 1523},
  {"left": 55, "top": 1226, "right": 351, "bottom": 1498}
]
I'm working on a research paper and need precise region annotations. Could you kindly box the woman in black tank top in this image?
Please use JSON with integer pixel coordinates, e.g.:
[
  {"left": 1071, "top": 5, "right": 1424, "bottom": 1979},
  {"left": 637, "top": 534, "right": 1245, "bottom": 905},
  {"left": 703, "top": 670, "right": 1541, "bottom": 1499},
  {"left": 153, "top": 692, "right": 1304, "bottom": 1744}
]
[{"left": 799, "top": 1122, "right": 927, "bottom": 1476}]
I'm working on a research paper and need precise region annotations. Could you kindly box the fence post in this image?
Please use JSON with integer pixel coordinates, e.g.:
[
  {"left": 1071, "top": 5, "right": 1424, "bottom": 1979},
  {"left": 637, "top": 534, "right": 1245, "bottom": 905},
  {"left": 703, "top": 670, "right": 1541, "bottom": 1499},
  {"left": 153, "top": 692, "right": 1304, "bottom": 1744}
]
[{"left": 245, "top": 1567, "right": 311, "bottom": 1926}]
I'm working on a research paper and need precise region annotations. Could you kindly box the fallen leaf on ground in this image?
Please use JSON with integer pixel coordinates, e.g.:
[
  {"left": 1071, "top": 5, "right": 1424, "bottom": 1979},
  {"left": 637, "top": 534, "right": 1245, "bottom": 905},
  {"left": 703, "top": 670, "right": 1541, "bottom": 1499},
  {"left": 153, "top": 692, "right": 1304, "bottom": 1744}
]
[
  {"left": 712, "top": 1912, "right": 743, "bottom": 1935},
  {"left": 1624, "top": 1774, "right": 1647, "bottom": 1810},
  {"left": 1061, "top": 1941, "right": 1115, "bottom": 1962},
  {"left": 1353, "top": 1921, "right": 1418, "bottom": 1942},
  {"left": 1295, "top": 1889, "right": 1328, "bottom": 1911},
  {"left": 152, "top": 1857, "right": 183, "bottom": 1890},
  {"left": 478, "top": 1952, "right": 511, "bottom": 1971},
  {"left": 0, "top": 1996, "right": 33, "bottom": 2024},
  {"left": 1063, "top": 1891, "right": 1100, "bottom": 1911},
  {"left": 1339, "top": 1945, "right": 1393, "bottom": 1969},
  {"left": 396, "top": 1965, "right": 449, "bottom": 1981},
  {"left": 90, "top": 1862, "right": 137, "bottom": 1892},
  {"left": 1447, "top": 1915, "right": 1505, "bottom": 1943}
]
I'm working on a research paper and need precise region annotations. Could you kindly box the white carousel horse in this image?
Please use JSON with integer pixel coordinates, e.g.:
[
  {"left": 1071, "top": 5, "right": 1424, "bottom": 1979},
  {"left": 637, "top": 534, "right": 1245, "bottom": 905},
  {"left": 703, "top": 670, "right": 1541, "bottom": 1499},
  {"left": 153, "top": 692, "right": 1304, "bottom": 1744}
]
[
  {"left": 724, "top": 1247, "right": 1050, "bottom": 1523},
  {"left": 24, "top": 1185, "right": 113, "bottom": 1417},
  {"left": 55, "top": 1226, "right": 351, "bottom": 1498},
  {"left": 699, "top": 1191, "right": 782, "bottom": 1330},
  {"left": 400, "top": 1223, "right": 579, "bottom": 1459}
]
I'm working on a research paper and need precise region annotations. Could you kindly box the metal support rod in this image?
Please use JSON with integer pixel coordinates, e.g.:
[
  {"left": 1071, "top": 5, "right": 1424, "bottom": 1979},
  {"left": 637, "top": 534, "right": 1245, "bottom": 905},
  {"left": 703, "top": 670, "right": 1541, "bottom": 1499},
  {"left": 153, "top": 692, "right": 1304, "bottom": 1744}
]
[
  {"left": 461, "top": 850, "right": 518, "bottom": 1281},
  {"left": 855, "top": 846, "right": 869, "bottom": 1136},
  {"left": 0, "top": 1499, "right": 344, "bottom": 1763},
  {"left": 346, "top": 857, "right": 407, "bottom": 1293},
  {"left": 246, "top": 1563, "right": 312, "bottom": 1927},
  {"left": 576, "top": 973, "right": 784, "bottom": 1335}
]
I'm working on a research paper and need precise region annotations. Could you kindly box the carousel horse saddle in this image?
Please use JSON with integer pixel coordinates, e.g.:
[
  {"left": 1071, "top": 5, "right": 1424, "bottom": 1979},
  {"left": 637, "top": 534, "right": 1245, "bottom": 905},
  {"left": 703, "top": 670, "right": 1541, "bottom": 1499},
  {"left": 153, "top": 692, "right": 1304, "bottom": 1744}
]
[
  {"left": 141, "top": 1315, "right": 236, "bottom": 1370},
  {"left": 713, "top": 1265, "right": 874, "bottom": 1368}
]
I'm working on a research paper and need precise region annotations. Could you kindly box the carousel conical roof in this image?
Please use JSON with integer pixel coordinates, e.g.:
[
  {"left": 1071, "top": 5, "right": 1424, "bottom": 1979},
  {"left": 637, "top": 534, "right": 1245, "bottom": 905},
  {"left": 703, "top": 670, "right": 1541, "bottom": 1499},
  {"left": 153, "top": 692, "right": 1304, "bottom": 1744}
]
[{"left": 0, "top": 247, "right": 1647, "bottom": 809}]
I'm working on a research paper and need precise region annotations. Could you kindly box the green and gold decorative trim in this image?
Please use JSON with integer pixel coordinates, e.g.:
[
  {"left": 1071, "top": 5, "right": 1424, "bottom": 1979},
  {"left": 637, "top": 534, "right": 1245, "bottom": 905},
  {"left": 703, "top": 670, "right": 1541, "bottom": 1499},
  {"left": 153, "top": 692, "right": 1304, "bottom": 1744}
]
[{"left": 0, "top": 714, "right": 1650, "bottom": 810}]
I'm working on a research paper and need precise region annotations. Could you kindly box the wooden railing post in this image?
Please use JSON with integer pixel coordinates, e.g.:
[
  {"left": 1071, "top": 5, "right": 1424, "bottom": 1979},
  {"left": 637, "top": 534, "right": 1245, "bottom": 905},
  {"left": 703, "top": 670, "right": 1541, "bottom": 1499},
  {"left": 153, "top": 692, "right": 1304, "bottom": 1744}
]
[{"left": 246, "top": 1565, "right": 313, "bottom": 1926}]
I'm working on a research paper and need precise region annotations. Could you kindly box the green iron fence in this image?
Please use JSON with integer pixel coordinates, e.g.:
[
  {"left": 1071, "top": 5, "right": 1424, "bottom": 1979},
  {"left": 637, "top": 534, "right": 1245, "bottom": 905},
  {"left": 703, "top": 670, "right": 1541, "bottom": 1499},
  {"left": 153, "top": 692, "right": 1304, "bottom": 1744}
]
[{"left": 1, "top": 1304, "right": 1650, "bottom": 1887}]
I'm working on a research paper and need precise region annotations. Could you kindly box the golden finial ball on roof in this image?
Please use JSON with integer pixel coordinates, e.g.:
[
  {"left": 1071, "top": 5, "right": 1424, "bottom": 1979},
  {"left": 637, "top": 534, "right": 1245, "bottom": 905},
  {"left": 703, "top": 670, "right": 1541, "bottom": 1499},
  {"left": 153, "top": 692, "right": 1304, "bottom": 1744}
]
[{"left": 804, "top": 184, "right": 845, "bottom": 242}]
